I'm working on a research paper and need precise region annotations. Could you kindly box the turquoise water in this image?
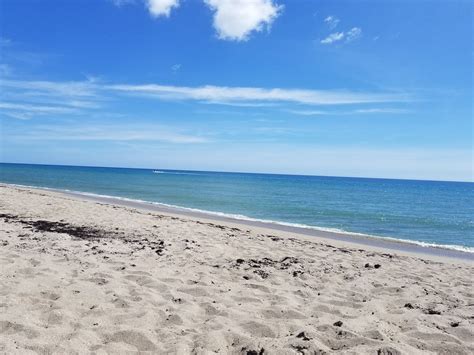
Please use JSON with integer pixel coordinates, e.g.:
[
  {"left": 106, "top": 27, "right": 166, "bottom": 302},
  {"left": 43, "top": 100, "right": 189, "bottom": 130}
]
[{"left": 1, "top": 163, "right": 473, "bottom": 252}]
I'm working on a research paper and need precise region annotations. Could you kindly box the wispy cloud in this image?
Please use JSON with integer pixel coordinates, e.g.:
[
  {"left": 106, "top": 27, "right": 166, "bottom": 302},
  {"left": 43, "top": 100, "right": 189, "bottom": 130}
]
[
  {"left": 202, "top": 100, "right": 277, "bottom": 107},
  {"left": 0, "top": 78, "right": 101, "bottom": 118},
  {"left": 1, "top": 79, "right": 98, "bottom": 98},
  {"left": 354, "top": 108, "right": 409, "bottom": 114},
  {"left": 0, "top": 102, "right": 80, "bottom": 120},
  {"left": 204, "top": 0, "right": 283, "bottom": 41},
  {"left": 0, "top": 78, "right": 413, "bottom": 119},
  {"left": 110, "top": 0, "right": 135, "bottom": 7},
  {"left": 287, "top": 110, "right": 329, "bottom": 116},
  {"left": 324, "top": 15, "right": 340, "bottom": 29},
  {"left": 320, "top": 27, "right": 362, "bottom": 45},
  {"left": 346, "top": 27, "right": 362, "bottom": 42},
  {"left": 320, "top": 32, "right": 345, "bottom": 44},
  {"left": 108, "top": 83, "right": 410, "bottom": 105},
  {"left": 289, "top": 108, "right": 411, "bottom": 116},
  {"left": 10, "top": 124, "right": 208, "bottom": 144}
]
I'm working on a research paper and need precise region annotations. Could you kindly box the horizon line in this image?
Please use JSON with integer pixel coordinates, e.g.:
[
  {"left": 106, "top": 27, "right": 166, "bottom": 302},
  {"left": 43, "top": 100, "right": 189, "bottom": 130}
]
[{"left": 1, "top": 161, "right": 472, "bottom": 184}]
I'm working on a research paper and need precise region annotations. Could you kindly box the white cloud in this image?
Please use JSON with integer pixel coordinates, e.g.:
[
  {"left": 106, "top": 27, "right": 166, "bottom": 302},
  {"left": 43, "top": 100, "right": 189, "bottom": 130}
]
[
  {"left": 324, "top": 15, "right": 339, "bottom": 29},
  {"left": 110, "top": 0, "right": 282, "bottom": 40},
  {"left": 320, "top": 27, "right": 362, "bottom": 45},
  {"left": 204, "top": 0, "right": 283, "bottom": 41},
  {"left": 320, "top": 32, "right": 344, "bottom": 44},
  {"left": 346, "top": 27, "right": 362, "bottom": 42},
  {"left": 109, "top": 83, "right": 410, "bottom": 105},
  {"left": 145, "top": 0, "right": 179, "bottom": 17}
]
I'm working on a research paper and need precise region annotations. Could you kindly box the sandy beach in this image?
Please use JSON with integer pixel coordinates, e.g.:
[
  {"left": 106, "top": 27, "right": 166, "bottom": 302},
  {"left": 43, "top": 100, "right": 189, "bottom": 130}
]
[{"left": 0, "top": 184, "right": 473, "bottom": 354}]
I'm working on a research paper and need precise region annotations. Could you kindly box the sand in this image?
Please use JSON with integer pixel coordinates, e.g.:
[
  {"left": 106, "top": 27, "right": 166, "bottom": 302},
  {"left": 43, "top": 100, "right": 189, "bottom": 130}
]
[{"left": 0, "top": 184, "right": 473, "bottom": 354}]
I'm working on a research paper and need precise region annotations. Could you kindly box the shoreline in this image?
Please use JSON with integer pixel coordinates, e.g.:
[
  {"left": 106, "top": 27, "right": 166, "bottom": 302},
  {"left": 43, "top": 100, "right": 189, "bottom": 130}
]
[{"left": 3, "top": 183, "right": 473, "bottom": 263}]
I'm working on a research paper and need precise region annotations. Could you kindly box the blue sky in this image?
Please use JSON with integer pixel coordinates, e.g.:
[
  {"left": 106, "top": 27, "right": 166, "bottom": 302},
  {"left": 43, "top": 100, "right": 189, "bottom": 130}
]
[{"left": 0, "top": 0, "right": 472, "bottom": 181}]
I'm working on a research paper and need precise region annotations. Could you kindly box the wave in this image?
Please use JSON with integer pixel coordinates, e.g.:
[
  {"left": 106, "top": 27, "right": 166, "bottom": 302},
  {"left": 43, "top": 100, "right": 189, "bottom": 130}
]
[{"left": 3, "top": 182, "right": 473, "bottom": 255}]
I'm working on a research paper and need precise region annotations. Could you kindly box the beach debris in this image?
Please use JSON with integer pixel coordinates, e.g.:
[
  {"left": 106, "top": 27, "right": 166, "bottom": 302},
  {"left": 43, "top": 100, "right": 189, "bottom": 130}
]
[
  {"left": 268, "top": 235, "right": 282, "bottom": 241},
  {"left": 365, "top": 263, "right": 382, "bottom": 269},
  {"left": 233, "top": 257, "right": 303, "bottom": 279},
  {"left": 243, "top": 347, "right": 265, "bottom": 355},
  {"left": 404, "top": 303, "right": 414, "bottom": 309},
  {"left": 450, "top": 321, "right": 460, "bottom": 327},
  {"left": 333, "top": 321, "right": 343, "bottom": 327},
  {"left": 0, "top": 213, "right": 17, "bottom": 222},
  {"left": 377, "top": 346, "right": 401, "bottom": 355},
  {"left": 296, "top": 331, "right": 311, "bottom": 341},
  {"left": 291, "top": 344, "right": 309, "bottom": 353},
  {"left": 2, "top": 213, "right": 169, "bottom": 257},
  {"left": 1, "top": 214, "right": 111, "bottom": 241},
  {"left": 254, "top": 269, "right": 269, "bottom": 279},
  {"left": 424, "top": 308, "right": 441, "bottom": 315}
]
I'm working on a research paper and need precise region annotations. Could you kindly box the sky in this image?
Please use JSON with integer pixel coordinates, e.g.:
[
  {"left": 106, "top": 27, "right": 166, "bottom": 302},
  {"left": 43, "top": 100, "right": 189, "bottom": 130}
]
[{"left": 0, "top": 0, "right": 472, "bottom": 181}]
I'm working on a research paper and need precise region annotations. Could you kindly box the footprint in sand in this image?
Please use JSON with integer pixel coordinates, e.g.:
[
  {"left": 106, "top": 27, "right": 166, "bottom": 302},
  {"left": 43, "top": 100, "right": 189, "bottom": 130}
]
[
  {"left": 40, "top": 291, "right": 61, "bottom": 301},
  {"left": 260, "top": 308, "right": 306, "bottom": 320},
  {"left": 241, "top": 321, "right": 276, "bottom": 338},
  {"left": 316, "top": 324, "right": 377, "bottom": 351},
  {"left": 103, "top": 330, "right": 157, "bottom": 352},
  {"left": 177, "top": 287, "right": 210, "bottom": 297},
  {"left": 0, "top": 321, "right": 39, "bottom": 339}
]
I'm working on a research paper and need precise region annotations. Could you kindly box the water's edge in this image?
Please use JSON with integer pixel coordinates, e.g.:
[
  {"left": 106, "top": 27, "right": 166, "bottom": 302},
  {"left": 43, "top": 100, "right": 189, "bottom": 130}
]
[{"left": 3, "top": 183, "right": 473, "bottom": 262}]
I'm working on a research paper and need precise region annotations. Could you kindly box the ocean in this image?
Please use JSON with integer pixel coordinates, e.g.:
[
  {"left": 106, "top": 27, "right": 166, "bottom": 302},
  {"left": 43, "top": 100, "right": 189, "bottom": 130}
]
[{"left": 1, "top": 163, "right": 473, "bottom": 252}]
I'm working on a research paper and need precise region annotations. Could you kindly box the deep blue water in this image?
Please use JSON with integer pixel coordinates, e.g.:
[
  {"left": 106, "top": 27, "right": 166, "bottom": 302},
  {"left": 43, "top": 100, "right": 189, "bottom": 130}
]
[{"left": 1, "top": 163, "right": 473, "bottom": 251}]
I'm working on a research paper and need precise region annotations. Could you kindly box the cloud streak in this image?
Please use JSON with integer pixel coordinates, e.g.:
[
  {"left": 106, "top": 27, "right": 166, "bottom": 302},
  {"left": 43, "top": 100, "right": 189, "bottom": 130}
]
[
  {"left": 0, "top": 102, "right": 79, "bottom": 120},
  {"left": 0, "top": 78, "right": 413, "bottom": 119},
  {"left": 8, "top": 124, "right": 208, "bottom": 144},
  {"left": 289, "top": 108, "right": 411, "bottom": 116},
  {"left": 108, "top": 83, "right": 410, "bottom": 105}
]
